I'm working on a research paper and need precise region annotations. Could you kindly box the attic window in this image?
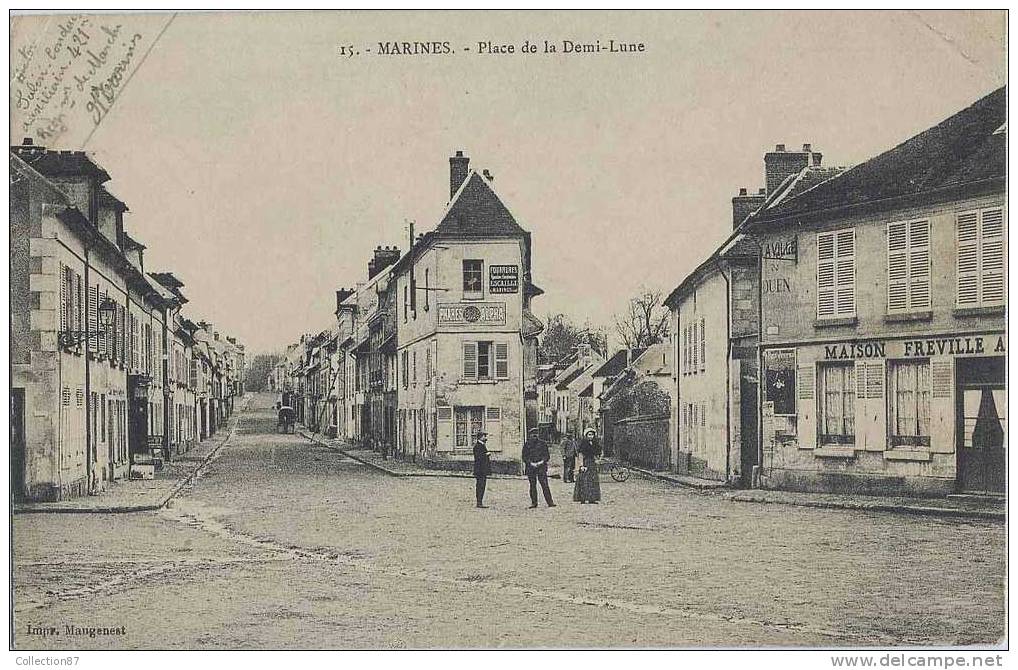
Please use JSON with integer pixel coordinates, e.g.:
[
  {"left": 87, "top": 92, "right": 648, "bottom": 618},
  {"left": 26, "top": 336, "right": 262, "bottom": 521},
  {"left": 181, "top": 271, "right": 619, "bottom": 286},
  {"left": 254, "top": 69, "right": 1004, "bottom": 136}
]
[{"left": 463, "top": 259, "right": 483, "bottom": 299}]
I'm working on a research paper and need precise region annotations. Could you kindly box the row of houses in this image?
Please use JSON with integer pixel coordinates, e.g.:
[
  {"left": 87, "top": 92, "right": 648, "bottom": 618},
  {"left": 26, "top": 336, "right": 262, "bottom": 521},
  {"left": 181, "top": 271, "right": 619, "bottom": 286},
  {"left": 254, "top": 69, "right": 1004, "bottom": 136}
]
[
  {"left": 273, "top": 151, "right": 545, "bottom": 469},
  {"left": 538, "top": 88, "right": 1005, "bottom": 498},
  {"left": 11, "top": 140, "right": 246, "bottom": 502}
]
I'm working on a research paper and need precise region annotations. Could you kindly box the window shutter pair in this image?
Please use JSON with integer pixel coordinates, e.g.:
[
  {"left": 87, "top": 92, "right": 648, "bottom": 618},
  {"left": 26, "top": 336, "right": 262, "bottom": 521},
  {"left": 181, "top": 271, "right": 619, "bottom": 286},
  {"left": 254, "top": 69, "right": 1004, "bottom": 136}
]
[
  {"left": 817, "top": 229, "right": 856, "bottom": 317},
  {"left": 887, "top": 220, "right": 931, "bottom": 312},
  {"left": 957, "top": 208, "right": 1005, "bottom": 306}
]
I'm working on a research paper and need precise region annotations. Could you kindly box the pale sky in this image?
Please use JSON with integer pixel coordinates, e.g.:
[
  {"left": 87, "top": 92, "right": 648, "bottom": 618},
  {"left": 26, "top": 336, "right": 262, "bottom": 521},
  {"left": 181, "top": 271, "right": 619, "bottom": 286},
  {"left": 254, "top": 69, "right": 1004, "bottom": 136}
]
[{"left": 11, "top": 11, "right": 1006, "bottom": 353}]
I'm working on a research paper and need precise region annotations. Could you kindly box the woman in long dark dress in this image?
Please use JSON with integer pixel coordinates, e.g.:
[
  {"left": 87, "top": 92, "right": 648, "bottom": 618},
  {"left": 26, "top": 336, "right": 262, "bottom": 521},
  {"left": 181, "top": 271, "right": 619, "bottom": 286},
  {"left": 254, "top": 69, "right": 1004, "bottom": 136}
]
[{"left": 573, "top": 428, "right": 602, "bottom": 503}]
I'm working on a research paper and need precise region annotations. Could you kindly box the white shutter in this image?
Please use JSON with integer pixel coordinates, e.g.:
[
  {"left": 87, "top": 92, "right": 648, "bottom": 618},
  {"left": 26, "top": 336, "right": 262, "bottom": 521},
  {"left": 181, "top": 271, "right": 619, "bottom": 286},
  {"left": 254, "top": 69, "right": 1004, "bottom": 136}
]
[
  {"left": 463, "top": 342, "right": 477, "bottom": 379},
  {"left": 834, "top": 229, "right": 855, "bottom": 316},
  {"left": 956, "top": 211, "right": 979, "bottom": 306},
  {"left": 495, "top": 342, "right": 509, "bottom": 379},
  {"left": 486, "top": 407, "right": 501, "bottom": 421},
  {"left": 99, "top": 290, "right": 108, "bottom": 357},
  {"left": 980, "top": 208, "right": 1005, "bottom": 304},
  {"left": 908, "top": 220, "right": 931, "bottom": 310},
  {"left": 817, "top": 232, "right": 836, "bottom": 317},
  {"left": 887, "top": 222, "right": 909, "bottom": 312},
  {"left": 88, "top": 284, "right": 98, "bottom": 333},
  {"left": 700, "top": 317, "right": 706, "bottom": 372}
]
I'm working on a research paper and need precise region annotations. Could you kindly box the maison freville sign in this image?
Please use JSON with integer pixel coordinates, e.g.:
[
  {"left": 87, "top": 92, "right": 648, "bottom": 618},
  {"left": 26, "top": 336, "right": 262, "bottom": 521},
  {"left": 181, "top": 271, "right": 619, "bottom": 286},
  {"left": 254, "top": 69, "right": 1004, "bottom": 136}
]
[
  {"left": 438, "top": 302, "right": 506, "bottom": 325},
  {"left": 822, "top": 335, "right": 1007, "bottom": 360},
  {"left": 489, "top": 265, "right": 519, "bottom": 294}
]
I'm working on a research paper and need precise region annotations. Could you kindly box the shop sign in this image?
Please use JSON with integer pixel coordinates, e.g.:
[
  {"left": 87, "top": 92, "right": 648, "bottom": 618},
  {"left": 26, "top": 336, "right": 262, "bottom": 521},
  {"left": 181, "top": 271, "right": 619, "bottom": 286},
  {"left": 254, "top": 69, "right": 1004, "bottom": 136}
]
[
  {"left": 763, "top": 349, "right": 796, "bottom": 416},
  {"left": 763, "top": 237, "right": 797, "bottom": 261},
  {"left": 822, "top": 335, "right": 1007, "bottom": 361},
  {"left": 438, "top": 302, "right": 506, "bottom": 326},
  {"left": 489, "top": 265, "right": 519, "bottom": 294}
]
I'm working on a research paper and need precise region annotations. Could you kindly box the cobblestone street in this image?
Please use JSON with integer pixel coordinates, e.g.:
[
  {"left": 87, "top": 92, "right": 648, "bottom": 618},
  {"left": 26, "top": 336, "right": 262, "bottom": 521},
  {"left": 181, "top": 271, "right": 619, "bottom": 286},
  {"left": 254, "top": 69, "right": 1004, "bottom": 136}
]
[{"left": 12, "top": 393, "right": 1005, "bottom": 649}]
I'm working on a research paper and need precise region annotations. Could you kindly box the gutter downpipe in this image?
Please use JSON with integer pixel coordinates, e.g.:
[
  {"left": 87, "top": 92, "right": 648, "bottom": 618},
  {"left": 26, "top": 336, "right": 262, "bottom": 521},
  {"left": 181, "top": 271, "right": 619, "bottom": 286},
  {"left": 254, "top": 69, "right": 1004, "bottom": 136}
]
[{"left": 83, "top": 242, "right": 93, "bottom": 494}]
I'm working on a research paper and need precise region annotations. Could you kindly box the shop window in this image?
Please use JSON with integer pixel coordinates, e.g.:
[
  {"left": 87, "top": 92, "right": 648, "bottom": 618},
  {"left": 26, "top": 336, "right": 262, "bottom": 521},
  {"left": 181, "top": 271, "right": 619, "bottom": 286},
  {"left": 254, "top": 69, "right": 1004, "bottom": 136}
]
[
  {"left": 462, "top": 259, "right": 483, "bottom": 299},
  {"left": 888, "top": 360, "right": 931, "bottom": 448},
  {"left": 764, "top": 349, "right": 796, "bottom": 416},
  {"left": 818, "top": 362, "right": 855, "bottom": 444},
  {"left": 455, "top": 406, "right": 485, "bottom": 448}
]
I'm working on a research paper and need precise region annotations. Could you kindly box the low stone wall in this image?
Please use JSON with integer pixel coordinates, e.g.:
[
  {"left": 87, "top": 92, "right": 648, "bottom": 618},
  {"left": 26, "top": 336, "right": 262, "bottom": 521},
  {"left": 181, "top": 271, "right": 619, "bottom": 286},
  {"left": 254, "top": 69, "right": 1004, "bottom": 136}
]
[{"left": 613, "top": 414, "right": 670, "bottom": 471}]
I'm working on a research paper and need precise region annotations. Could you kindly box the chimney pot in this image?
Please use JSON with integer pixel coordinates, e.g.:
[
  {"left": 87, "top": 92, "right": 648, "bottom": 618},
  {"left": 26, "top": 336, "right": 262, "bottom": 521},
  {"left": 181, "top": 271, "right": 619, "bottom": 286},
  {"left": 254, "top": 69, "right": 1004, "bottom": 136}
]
[
  {"left": 775, "top": 144, "right": 786, "bottom": 152},
  {"left": 22, "top": 137, "right": 33, "bottom": 146},
  {"left": 455, "top": 150, "right": 463, "bottom": 157},
  {"left": 758, "top": 187, "right": 766, "bottom": 195},
  {"left": 738, "top": 188, "right": 748, "bottom": 196},
  {"left": 813, "top": 152, "right": 823, "bottom": 166},
  {"left": 803, "top": 143, "right": 812, "bottom": 152}
]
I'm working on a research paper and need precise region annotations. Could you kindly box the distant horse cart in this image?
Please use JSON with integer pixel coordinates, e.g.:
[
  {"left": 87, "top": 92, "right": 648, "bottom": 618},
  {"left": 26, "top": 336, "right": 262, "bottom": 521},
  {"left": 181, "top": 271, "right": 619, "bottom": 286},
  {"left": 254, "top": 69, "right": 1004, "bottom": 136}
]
[{"left": 277, "top": 406, "right": 295, "bottom": 433}]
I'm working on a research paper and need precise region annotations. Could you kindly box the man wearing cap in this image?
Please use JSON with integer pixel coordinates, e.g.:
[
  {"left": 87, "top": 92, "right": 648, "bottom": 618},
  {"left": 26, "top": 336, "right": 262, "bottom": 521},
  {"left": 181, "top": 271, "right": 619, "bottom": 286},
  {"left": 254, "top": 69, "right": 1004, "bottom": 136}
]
[
  {"left": 473, "top": 431, "right": 492, "bottom": 508},
  {"left": 521, "top": 428, "right": 556, "bottom": 509}
]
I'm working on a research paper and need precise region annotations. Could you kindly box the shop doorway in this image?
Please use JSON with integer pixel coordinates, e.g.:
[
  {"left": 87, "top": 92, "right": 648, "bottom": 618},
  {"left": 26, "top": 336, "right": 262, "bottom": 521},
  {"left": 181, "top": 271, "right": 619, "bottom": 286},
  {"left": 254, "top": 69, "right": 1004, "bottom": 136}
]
[
  {"left": 739, "top": 375, "right": 759, "bottom": 488},
  {"left": 12, "top": 389, "right": 26, "bottom": 501},
  {"left": 128, "top": 375, "right": 151, "bottom": 459},
  {"left": 956, "top": 357, "right": 1006, "bottom": 494}
]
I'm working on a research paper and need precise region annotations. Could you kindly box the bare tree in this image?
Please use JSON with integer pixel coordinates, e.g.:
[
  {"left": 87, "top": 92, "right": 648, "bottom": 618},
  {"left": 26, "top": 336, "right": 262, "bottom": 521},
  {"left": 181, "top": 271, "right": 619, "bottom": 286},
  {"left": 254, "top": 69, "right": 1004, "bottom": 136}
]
[{"left": 613, "top": 288, "right": 669, "bottom": 349}]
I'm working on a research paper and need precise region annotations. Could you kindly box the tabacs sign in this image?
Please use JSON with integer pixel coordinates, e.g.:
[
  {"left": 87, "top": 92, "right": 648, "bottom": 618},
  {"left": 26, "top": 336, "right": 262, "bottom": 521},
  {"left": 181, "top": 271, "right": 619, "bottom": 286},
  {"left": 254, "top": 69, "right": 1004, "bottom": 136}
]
[{"left": 489, "top": 265, "right": 519, "bottom": 294}]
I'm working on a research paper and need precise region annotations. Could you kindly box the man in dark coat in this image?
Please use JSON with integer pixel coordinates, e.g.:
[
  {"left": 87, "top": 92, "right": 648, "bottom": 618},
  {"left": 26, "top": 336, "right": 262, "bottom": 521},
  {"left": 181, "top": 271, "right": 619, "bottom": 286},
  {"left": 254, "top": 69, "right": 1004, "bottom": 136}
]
[
  {"left": 473, "top": 432, "right": 492, "bottom": 508},
  {"left": 561, "top": 436, "right": 577, "bottom": 483},
  {"left": 522, "top": 428, "right": 556, "bottom": 508}
]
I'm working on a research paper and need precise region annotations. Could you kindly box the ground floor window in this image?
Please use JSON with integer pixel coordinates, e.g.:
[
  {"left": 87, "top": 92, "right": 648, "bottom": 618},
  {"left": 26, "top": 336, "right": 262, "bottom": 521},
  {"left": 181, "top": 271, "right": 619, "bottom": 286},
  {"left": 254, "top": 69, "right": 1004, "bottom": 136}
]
[
  {"left": 455, "top": 406, "right": 485, "bottom": 448},
  {"left": 819, "top": 363, "right": 855, "bottom": 444},
  {"left": 888, "top": 359, "right": 931, "bottom": 447}
]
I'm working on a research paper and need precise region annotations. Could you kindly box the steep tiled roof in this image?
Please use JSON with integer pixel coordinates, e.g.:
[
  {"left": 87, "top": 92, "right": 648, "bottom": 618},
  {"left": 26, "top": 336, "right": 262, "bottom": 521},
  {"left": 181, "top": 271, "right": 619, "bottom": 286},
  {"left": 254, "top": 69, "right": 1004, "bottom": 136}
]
[
  {"left": 754, "top": 87, "right": 1005, "bottom": 222},
  {"left": 435, "top": 171, "right": 527, "bottom": 237},
  {"left": 591, "top": 350, "right": 628, "bottom": 378},
  {"left": 10, "top": 145, "right": 111, "bottom": 182},
  {"left": 555, "top": 366, "right": 585, "bottom": 391}
]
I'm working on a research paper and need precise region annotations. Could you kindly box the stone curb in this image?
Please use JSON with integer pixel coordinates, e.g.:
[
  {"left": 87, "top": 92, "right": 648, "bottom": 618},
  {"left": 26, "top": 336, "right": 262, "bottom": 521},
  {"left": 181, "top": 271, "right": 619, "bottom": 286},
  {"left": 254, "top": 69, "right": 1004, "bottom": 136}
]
[
  {"left": 727, "top": 493, "right": 1005, "bottom": 521},
  {"left": 621, "top": 463, "right": 731, "bottom": 492},
  {"left": 300, "top": 430, "right": 536, "bottom": 480},
  {"left": 13, "top": 400, "right": 247, "bottom": 515}
]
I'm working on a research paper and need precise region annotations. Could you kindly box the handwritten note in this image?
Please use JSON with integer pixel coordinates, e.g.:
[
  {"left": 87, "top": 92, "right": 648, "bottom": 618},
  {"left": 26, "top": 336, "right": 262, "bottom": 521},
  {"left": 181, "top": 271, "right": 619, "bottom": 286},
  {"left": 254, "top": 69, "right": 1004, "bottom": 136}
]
[{"left": 10, "top": 14, "right": 168, "bottom": 148}]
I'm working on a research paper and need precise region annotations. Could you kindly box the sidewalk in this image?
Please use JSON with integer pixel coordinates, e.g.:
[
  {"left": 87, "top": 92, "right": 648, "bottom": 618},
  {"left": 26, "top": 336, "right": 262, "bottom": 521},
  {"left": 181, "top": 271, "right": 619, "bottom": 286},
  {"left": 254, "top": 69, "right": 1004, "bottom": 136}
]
[
  {"left": 14, "top": 402, "right": 245, "bottom": 514},
  {"left": 726, "top": 489, "right": 1005, "bottom": 521}
]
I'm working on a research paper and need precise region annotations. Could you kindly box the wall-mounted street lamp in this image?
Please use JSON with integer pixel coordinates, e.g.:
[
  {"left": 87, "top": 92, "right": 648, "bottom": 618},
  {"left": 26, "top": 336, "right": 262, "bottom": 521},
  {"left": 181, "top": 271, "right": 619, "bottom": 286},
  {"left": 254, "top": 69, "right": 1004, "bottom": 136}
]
[{"left": 59, "top": 297, "right": 117, "bottom": 348}]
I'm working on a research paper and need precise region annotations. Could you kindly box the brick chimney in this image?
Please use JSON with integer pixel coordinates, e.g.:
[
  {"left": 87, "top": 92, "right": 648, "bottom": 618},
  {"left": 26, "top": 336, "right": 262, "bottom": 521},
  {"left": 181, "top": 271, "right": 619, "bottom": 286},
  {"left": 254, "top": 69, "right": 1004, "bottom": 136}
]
[
  {"left": 367, "top": 245, "right": 401, "bottom": 279},
  {"left": 450, "top": 150, "right": 469, "bottom": 199},
  {"left": 732, "top": 187, "right": 767, "bottom": 229},
  {"left": 764, "top": 143, "right": 817, "bottom": 194},
  {"left": 335, "top": 287, "right": 355, "bottom": 313}
]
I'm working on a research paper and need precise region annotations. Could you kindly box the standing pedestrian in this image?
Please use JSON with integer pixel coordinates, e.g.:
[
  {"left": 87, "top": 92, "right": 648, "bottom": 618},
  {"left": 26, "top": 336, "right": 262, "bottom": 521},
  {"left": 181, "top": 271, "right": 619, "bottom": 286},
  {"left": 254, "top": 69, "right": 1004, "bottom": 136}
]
[
  {"left": 561, "top": 435, "right": 577, "bottom": 483},
  {"left": 473, "top": 432, "right": 491, "bottom": 508},
  {"left": 573, "top": 427, "right": 602, "bottom": 504},
  {"left": 522, "top": 428, "right": 556, "bottom": 509}
]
